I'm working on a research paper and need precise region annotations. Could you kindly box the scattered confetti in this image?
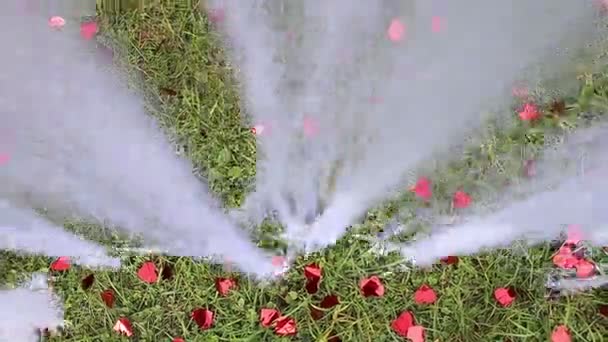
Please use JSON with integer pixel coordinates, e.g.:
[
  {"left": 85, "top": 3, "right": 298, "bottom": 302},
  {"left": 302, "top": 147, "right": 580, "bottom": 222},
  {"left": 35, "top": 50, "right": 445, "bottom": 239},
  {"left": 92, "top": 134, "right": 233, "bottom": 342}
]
[
  {"left": 575, "top": 259, "right": 596, "bottom": 278},
  {"left": 50, "top": 256, "right": 70, "bottom": 271},
  {"left": 215, "top": 277, "right": 237, "bottom": 296},
  {"left": 80, "top": 21, "right": 98, "bottom": 40},
  {"left": 548, "top": 99, "right": 567, "bottom": 116},
  {"left": 272, "top": 256, "right": 289, "bottom": 276},
  {"left": 599, "top": 304, "right": 608, "bottom": 317},
  {"left": 553, "top": 246, "right": 580, "bottom": 269},
  {"left": 369, "top": 96, "right": 383, "bottom": 104},
  {"left": 274, "top": 316, "right": 297, "bottom": 336},
  {"left": 191, "top": 308, "right": 214, "bottom": 330},
  {"left": 391, "top": 311, "right": 415, "bottom": 337},
  {"left": 414, "top": 284, "right": 437, "bottom": 304},
  {"left": 311, "top": 295, "right": 340, "bottom": 320},
  {"left": 303, "top": 116, "right": 319, "bottom": 138},
  {"left": 411, "top": 177, "right": 432, "bottom": 200},
  {"left": 260, "top": 308, "right": 280, "bottom": 328},
  {"left": 48, "top": 16, "right": 66, "bottom": 29},
  {"left": 100, "top": 289, "right": 115, "bottom": 308},
  {"left": 359, "top": 276, "right": 385, "bottom": 297},
  {"left": 137, "top": 261, "right": 158, "bottom": 283},
  {"left": 431, "top": 16, "right": 445, "bottom": 33},
  {"left": 512, "top": 85, "right": 529, "bottom": 99},
  {"left": 113, "top": 317, "right": 133, "bottom": 337},
  {"left": 407, "top": 325, "right": 426, "bottom": 342},
  {"left": 595, "top": 0, "right": 608, "bottom": 16},
  {"left": 565, "top": 225, "right": 583, "bottom": 245},
  {"left": 208, "top": 8, "right": 225, "bottom": 24},
  {"left": 440, "top": 256, "right": 459, "bottom": 265},
  {"left": 160, "top": 263, "right": 174, "bottom": 280},
  {"left": 523, "top": 159, "right": 536, "bottom": 177},
  {"left": 304, "top": 263, "right": 322, "bottom": 294},
  {"left": 387, "top": 19, "right": 406, "bottom": 42},
  {"left": 551, "top": 325, "right": 571, "bottom": 342},
  {"left": 328, "top": 333, "right": 342, "bottom": 342},
  {"left": 251, "top": 124, "right": 266, "bottom": 136},
  {"left": 453, "top": 190, "right": 472, "bottom": 209},
  {"left": 0, "top": 153, "right": 10, "bottom": 165},
  {"left": 519, "top": 103, "right": 541, "bottom": 121},
  {"left": 81, "top": 274, "right": 95, "bottom": 290},
  {"left": 494, "top": 287, "right": 516, "bottom": 307}
]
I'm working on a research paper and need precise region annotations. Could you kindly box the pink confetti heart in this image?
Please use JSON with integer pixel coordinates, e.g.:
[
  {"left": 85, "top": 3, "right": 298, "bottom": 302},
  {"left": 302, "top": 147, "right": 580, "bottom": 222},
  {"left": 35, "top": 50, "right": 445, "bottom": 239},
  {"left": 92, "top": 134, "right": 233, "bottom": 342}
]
[
  {"left": 431, "top": 16, "right": 445, "bottom": 33},
  {"left": 303, "top": 116, "right": 319, "bottom": 138},
  {"left": 48, "top": 16, "right": 66, "bottom": 29},
  {"left": 80, "top": 21, "right": 98, "bottom": 40},
  {"left": 565, "top": 224, "right": 583, "bottom": 245},
  {"left": 387, "top": 19, "right": 406, "bottom": 42},
  {"left": 0, "top": 153, "right": 10, "bottom": 165}
]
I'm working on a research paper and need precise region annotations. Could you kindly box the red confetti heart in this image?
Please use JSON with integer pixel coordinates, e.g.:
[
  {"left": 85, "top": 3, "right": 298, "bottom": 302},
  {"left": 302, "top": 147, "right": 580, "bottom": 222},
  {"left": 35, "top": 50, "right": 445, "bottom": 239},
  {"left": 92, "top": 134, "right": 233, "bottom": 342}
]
[
  {"left": 411, "top": 177, "right": 432, "bottom": 200},
  {"left": 551, "top": 325, "right": 571, "bottom": 342},
  {"left": 251, "top": 123, "right": 267, "bottom": 136},
  {"left": 0, "top": 153, "right": 10, "bottom": 165},
  {"left": 512, "top": 85, "right": 530, "bottom": 99},
  {"left": 494, "top": 287, "right": 516, "bottom": 307},
  {"left": 519, "top": 103, "right": 541, "bottom": 121},
  {"left": 81, "top": 274, "right": 95, "bottom": 290},
  {"left": 48, "top": 16, "right": 66, "bottom": 29},
  {"left": 50, "top": 256, "right": 70, "bottom": 271},
  {"left": 137, "top": 261, "right": 158, "bottom": 283},
  {"left": 274, "top": 316, "right": 297, "bottom": 336},
  {"left": 391, "top": 311, "right": 415, "bottom": 337},
  {"left": 552, "top": 246, "right": 580, "bottom": 269},
  {"left": 172, "top": 338, "right": 185, "bottom": 342},
  {"left": 80, "top": 21, "right": 98, "bottom": 40},
  {"left": 215, "top": 277, "right": 237, "bottom": 296},
  {"left": 575, "top": 259, "right": 596, "bottom": 278},
  {"left": 359, "top": 276, "right": 385, "bottom": 297},
  {"left": 259, "top": 308, "right": 280, "bottom": 328},
  {"left": 431, "top": 16, "right": 445, "bottom": 33},
  {"left": 304, "top": 263, "right": 322, "bottom": 294},
  {"left": 100, "top": 289, "right": 115, "bottom": 308},
  {"left": 440, "top": 256, "right": 459, "bottom": 265},
  {"left": 310, "top": 294, "right": 340, "bottom": 320},
  {"left": 191, "top": 308, "right": 214, "bottom": 330},
  {"left": 453, "top": 190, "right": 472, "bottom": 209},
  {"left": 523, "top": 159, "right": 536, "bottom": 177},
  {"left": 565, "top": 225, "right": 583, "bottom": 245},
  {"left": 413, "top": 284, "right": 437, "bottom": 305},
  {"left": 599, "top": 304, "right": 608, "bottom": 317},
  {"left": 160, "top": 263, "right": 174, "bottom": 280},
  {"left": 208, "top": 8, "right": 225, "bottom": 24},
  {"left": 303, "top": 116, "right": 319, "bottom": 138},
  {"left": 407, "top": 325, "right": 425, "bottom": 342},
  {"left": 271, "top": 256, "right": 289, "bottom": 276},
  {"left": 113, "top": 317, "right": 133, "bottom": 337},
  {"left": 387, "top": 19, "right": 406, "bottom": 42}
]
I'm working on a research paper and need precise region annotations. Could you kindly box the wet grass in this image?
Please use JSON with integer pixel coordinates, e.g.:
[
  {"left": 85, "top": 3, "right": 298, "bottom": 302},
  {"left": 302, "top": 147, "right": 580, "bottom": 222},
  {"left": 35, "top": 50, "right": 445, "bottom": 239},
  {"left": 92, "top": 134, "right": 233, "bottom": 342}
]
[{"left": 2, "top": 2, "right": 608, "bottom": 341}]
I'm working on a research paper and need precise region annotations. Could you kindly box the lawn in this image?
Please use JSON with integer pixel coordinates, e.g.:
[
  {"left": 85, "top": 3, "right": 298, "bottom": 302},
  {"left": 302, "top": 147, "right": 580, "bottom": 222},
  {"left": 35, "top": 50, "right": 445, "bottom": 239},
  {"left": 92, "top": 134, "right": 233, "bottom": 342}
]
[{"left": 2, "top": 2, "right": 608, "bottom": 341}]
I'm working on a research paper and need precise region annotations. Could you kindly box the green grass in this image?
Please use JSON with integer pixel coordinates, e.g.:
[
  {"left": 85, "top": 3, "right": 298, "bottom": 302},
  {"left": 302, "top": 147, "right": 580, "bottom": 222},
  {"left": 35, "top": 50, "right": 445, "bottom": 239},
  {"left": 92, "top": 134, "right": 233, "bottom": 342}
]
[{"left": 2, "top": 3, "right": 608, "bottom": 341}]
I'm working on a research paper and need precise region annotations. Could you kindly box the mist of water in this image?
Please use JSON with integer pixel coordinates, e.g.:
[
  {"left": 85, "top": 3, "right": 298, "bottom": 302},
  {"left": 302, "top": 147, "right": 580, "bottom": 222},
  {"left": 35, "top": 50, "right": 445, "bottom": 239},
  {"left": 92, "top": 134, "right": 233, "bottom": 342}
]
[
  {"left": 207, "top": 0, "right": 603, "bottom": 253},
  {"left": 397, "top": 122, "right": 608, "bottom": 277},
  {"left": 0, "top": 273, "right": 63, "bottom": 342},
  {"left": 0, "top": 2, "right": 277, "bottom": 277}
]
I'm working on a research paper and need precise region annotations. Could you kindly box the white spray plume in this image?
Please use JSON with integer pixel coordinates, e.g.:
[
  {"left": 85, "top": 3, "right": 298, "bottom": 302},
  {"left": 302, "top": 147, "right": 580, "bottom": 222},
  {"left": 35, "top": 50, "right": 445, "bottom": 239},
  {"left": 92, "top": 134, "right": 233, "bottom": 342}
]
[
  {"left": 206, "top": 0, "right": 604, "bottom": 252},
  {"left": 0, "top": 273, "right": 63, "bottom": 342},
  {"left": 0, "top": 2, "right": 276, "bottom": 278},
  {"left": 397, "top": 122, "right": 608, "bottom": 267},
  {"left": 0, "top": 201, "right": 120, "bottom": 269}
]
